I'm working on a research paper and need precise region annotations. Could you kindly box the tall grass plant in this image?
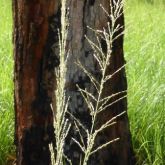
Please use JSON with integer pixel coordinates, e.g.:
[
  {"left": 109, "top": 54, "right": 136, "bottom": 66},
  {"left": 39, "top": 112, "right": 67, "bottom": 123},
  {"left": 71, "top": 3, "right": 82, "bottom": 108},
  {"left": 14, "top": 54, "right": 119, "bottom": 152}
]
[{"left": 51, "top": 0, "right": 127, "bottom": 164}]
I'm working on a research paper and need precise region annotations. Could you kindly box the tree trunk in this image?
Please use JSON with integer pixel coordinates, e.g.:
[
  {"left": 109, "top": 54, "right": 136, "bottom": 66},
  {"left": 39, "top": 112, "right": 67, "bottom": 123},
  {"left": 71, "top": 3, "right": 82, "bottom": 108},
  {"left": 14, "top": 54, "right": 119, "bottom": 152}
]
[
  {"left": 13, "top": 0, "right": 135, "bottom": 165},
  {"left": 13, "top": 0, "right": 60, "bottom": 164},
  {"left": 64, "top": 0, "right": 136, "bottom": 164}
]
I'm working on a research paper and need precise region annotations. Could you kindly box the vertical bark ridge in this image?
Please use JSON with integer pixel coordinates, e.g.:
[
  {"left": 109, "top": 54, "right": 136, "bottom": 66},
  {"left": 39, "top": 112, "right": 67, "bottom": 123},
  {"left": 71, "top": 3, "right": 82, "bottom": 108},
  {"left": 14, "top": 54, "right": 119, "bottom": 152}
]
[{"left": 13, "top": 0, "right": 60, "bottom": 164}]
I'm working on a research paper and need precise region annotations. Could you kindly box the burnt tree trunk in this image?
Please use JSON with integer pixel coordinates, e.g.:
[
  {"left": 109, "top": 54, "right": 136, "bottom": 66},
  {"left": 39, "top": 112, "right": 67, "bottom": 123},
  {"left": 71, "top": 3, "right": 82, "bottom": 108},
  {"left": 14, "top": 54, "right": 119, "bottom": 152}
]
[
  {"left": 63, "top": 0, "right": 136, "bottom": 165},
  {"left": 13, "top": 0, "right": 135, "bottom": 165},
  {"left": 13, "top": 0, "right": 60, "bottom": 164}
]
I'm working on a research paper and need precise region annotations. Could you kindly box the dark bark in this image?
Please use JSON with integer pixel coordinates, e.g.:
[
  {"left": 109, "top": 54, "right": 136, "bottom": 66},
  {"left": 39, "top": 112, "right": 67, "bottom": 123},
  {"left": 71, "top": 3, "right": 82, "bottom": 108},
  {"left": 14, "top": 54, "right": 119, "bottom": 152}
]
[
  {"left": 13, "top": 0, "right": 60, "bottom": 164},
  {"left": 63, "top": 0, "right": 136, "bottom": 164}
]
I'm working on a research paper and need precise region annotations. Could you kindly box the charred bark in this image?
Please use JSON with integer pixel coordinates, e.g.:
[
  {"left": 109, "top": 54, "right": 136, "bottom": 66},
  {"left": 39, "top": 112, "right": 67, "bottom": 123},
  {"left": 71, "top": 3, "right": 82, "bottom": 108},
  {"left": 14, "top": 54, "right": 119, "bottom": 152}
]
[
  {"left": 63, "top": 0, "right": 136, "bottom": 164},
  {"left": 13, "top": 0, "right": 60, "bottom": 164}
]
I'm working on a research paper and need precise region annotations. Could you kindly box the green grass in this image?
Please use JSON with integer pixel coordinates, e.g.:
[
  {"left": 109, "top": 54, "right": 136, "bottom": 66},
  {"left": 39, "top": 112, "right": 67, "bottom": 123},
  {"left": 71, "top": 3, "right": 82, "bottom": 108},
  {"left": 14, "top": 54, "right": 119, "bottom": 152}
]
[
  {"left": 0, "top": 0, "right": 14, "bottom": 164},
  {"left": 0, "top": 0, "right": 164, "bottom": 165},
  {"left": 125, "top": 1, "right": 165, "bottom": 164}
]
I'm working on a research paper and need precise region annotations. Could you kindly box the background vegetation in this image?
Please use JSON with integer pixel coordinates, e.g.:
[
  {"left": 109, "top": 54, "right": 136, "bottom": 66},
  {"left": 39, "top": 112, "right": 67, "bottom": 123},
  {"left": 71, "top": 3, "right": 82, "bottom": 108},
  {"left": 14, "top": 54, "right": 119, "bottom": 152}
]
[
  {"left": 0, "top": 0, "right": 14, "bottom": 164},
  {"left": 125, "top": 0, "right": 165, "bottom": 164},
  {"left": 0, "top": 0, "right": 164, "bottom": 164}
]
